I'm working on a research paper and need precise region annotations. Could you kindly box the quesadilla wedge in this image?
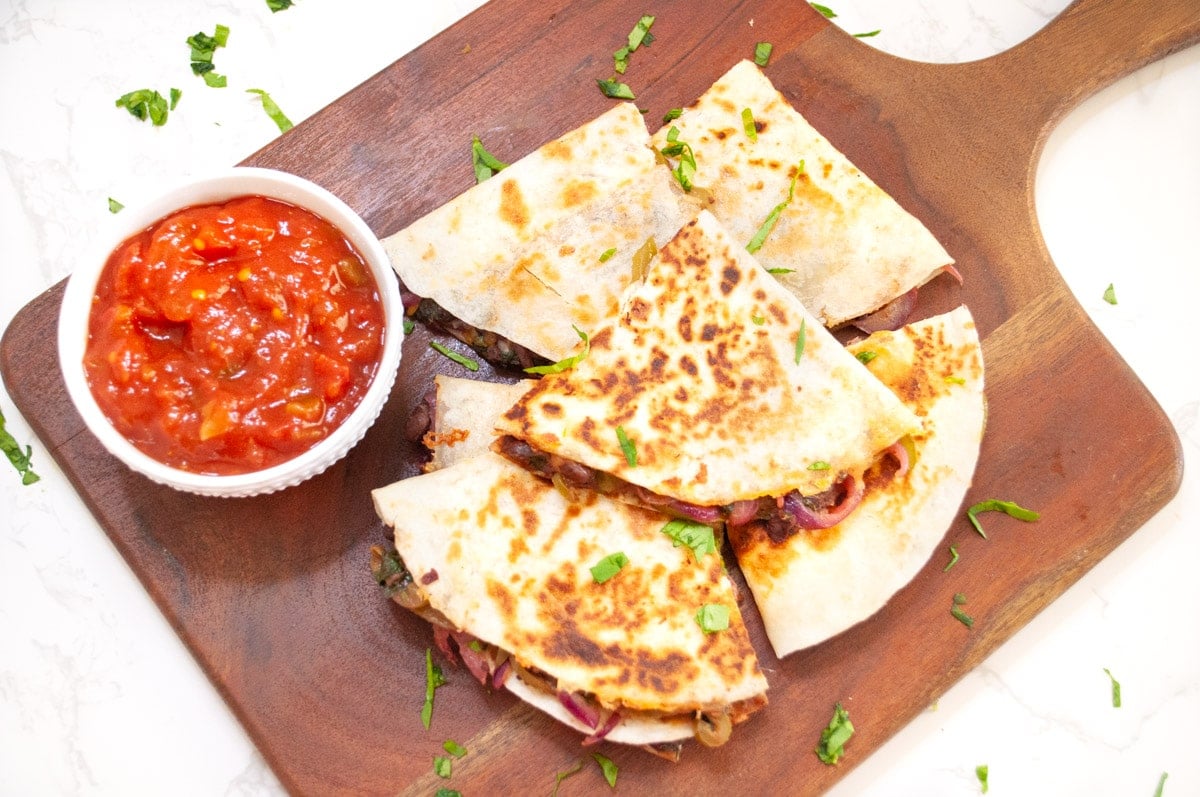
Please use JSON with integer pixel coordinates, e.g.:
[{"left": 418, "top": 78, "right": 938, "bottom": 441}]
[
  {"left": 384, "top": 102, "right": 690, "bottom": 363},
  {"left": 493, "top": 209, "right": 921, "bottom": 541},
  {"left": 650, "top": 59, "right": 955, "bottom": 328},
  {"left": 423, "top": 374, "right": 533, "bottom": 470},
  {"left": 371, "top": 451, "right": 768, "bottom": 753},
  {"left": 729, "top": 306, "right": 986, "bottom": 657}
]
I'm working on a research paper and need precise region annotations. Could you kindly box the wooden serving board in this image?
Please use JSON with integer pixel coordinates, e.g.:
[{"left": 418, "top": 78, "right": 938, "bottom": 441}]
[{"left": 4, "top": 0, "right": 1197, "bottom": 794}]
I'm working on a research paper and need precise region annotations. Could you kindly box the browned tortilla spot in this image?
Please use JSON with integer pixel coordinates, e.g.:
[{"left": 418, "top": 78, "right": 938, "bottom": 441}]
[{"left": 499, "top": 179, "right": 530, "bottom": 230}]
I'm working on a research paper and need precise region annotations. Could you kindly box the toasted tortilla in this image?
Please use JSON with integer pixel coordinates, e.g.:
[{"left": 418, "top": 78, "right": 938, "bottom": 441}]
[
  {"left": 384, "top": 102, "right": 691, "bottom": 362},
  {"left": 650, "top": 60, "right": 953, "bottom": 327},
  {"left": 729, "top": 306, "right": 986, "bottom": 657},
  {"left": 495, "top": 209, "right": 920, "bottom": 507},
  {"left": 425, "top": 375, "right": 533, "bottom": 470},
  {"left": 371, "top": 451, "right": 768, "bottom": 744}
]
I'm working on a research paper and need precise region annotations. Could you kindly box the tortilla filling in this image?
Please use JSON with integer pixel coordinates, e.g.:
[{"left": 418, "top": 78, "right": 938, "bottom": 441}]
[{"left": 494, "top": 435, "right": 910, "bottom": 541}]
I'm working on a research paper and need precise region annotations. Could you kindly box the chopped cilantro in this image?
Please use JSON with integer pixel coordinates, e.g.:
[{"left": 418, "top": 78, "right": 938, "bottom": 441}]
[
  {"left": 421, "top": 647, "right": 447, "bottom": 730},
  {"left": 751, "top": 314, "right": 766, "bottom": 325},
  {"left": 599, "top": 247, "right": 617, "bottom": 262},
  {"left": 108, "top": 198, "right": 124, "bottom": 214},
  {"left": 525, "top": 326, "right": 589, "bottom": 375},
  {"left": 662, "top": 107, "right": 682, "bottom": 124},
  {"left": 433, "top": 755, "right": 452, "bottom": 779},
  {"left": 443, "top": 739, "right": 467, "bottom": 758},
  {"left": 592, "top": 752, "right": 619, "bottom": 788},
  {"left": 435, "top": 790, "right": 462, "bottom": 797},
  {"left": 246, "top": 88, "right": 293, "bottom": 133},
  {"left": 1, "top": 406, "right": 40, "bottom": 485},
  {"left": 966, "top": 499, "right": 1040, "bottom": 539},
  {"left": 115, "top": 89, "right": 172, "bottom": 126},
  {"left": 808, "top": 461, "right": 830, "bottom": 471},
  {"left": 856, "top": 350, "right": 878, "bottom": 364},
  {"left": 754, "top": 41, "right": 774, "bottom": 67},
  {"left": 590, "top": 552, "right": 629, "bottom": 584},
  {"left": 403, "top": 317, "right": 415, "bottom": 335},
  {"left": 951, "top": 593, "right": 974, "bottom": 628},
  {"left": 976, "top": 764, "right": 989, "bottom": 793},
  {"left": 661, "top": 519, "right": 717, "bottom": 562},
  {"left": 597, "top": 78, "right": 636, "bottom": 100},
  {"left": 430, "top": 341, "right": 480, "bottom": 372},
  {"left": 471, "top": 135, "right": 508, "bottom": 183},
  {"left": 1154, "top": 772, "right": 1168, "bottom": 797},
  {"left": 943, "top": 545, "right": 959, "bottom": 572},
  {"left": 552, "top": 760, "right": 585, "bottom": 796},
  {"left": 626, "top": 15, "right": 655, "bottom": 50},
  {"left": 810, "top": 3, "right": 837, "bottom": 19},
  {"left": 854, "top": 29, "right": 882, "bottom": 38},
  {"left": 944, "top": 374, "right": 966, "bottom": 385},
  {"left": 741, "top": 107, "right": 758, "bottom": 141},
  {"left": 815, "top": 702, "right": 853, "bottom": 764},
  {"left": 1103, "top": 283, "right": 1118, "bottom": 305},
  {"left": 615, "top": 425, "right": 637, "bottom": 467},
  {"left": 267, "top": 0, "right": 295, "bottom": 11},
  {"left": 795, "top": 318, "right": 807, "bottom": 363},
  {"left": 747, "top": 160, "right": 804, "bottom": 253},
  {"left": 766, "top": 267, "right": 794, "bottom": 275},
  {"left": 169, "top": 87, "right": 182, "bottom": 110},
  {"left": 659, "top": 126, "right": 697, "bottom": 191},
  {"left": 1103, "top": 668, "right": 1122, "bottom": 708},
  {"left": 187, "top": 25, "right": 229, "bottom": 87},
  {"left": 695, "top": 603, "right": 730, "bottom": 633}
]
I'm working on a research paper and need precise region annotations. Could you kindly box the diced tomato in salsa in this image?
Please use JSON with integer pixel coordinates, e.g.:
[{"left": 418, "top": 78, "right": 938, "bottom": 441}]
[{"left": 84, "top": 195, "right": 384, "bottom": 475}]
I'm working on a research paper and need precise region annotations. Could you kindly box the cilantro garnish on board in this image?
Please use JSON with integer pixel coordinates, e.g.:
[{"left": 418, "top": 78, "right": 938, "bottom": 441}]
[
  {"left": 976, "top": 764, "right": 989, "bottom": 793},
  {"left": 421, "top": 647, "right": 447, "bottom": 730},
  {"left": 815, "top": 702, "right": 854, "bottom": 764},
  {"left": 471, "top": 135, "right": 508, "bottom": 183},
  {"left": 754, "top": 41, "right": 773, "bottom": 67},
  {"left": 965, "top": 498, "right": 1040, "bottom": 539},
  {"left": 592, "top": 752, "right": 619, "bottom": 788},
  {"left": 267, "top": 0, "right": 295, "bottom": 12},
  {"left": 552, "top": 759, "right": 585, "bottom": 796}
]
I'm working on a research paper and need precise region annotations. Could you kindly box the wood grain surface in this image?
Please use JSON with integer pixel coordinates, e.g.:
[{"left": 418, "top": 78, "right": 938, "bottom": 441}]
[{"left": 3, "top": 0, "right": 1197, "bottom": 794}]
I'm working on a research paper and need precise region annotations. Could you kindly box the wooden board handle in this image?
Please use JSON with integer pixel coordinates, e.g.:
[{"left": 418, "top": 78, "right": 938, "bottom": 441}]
[{"left": 993, "top": 0, "right": 1200, "bottom": 139}]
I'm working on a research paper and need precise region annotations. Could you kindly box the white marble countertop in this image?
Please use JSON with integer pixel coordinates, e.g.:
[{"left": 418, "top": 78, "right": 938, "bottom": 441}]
[{"left": 2, "top": 1, "right": 1196, "bottom": 795}]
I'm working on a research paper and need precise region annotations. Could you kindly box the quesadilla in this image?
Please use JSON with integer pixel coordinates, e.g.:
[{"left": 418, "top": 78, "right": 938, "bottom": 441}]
[
  {"left": 384, "top": 102, "right": 691, "bottom": 363},
  {"left": 493, "top": 209, "right": 920, "bottom": 541},
  {"left": 650, "top": 59, "right": 955, "bottom": 328},
  {"left": 371, "top": 451, "right": 769, "bottom": 753},
  {"left": 729, "top": 306, "right": 986, "bottom": 657}
]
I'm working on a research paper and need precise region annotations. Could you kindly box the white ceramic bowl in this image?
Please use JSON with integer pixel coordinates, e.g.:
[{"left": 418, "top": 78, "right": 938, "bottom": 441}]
[{"left": 58, "top": 167, "right": 404, "bottom": 497}]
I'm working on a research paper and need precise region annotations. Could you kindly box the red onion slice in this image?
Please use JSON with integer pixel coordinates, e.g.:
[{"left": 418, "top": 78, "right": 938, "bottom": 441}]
[
  {"left": 557, "top": 690, "right": 601, "bottom": 730},
  {"left": 938, "top": 263, "right": 964, "bottom": 285},
  {"left": 432, "top": 625, "right": 457, "bottom": 663},
  {"left": 783, "top": 475, "right": 865, "bottom": 529},
  {"left": 491, "top": 657, "right": 512, "bottom": 689},
  {"left": 726, "top": 499, "right": 760, "bottom": 527},
  {"left": 850, "top": 287, "right": 918, "bottom": 333},
  {"left": 581, "top": 710, "right": 621, "bottom": 745}
]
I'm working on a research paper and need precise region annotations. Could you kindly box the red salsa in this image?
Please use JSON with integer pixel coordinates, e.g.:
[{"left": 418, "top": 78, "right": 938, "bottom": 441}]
[{"left": 85, "top": 195, "right": 384, "bottom": 475}]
